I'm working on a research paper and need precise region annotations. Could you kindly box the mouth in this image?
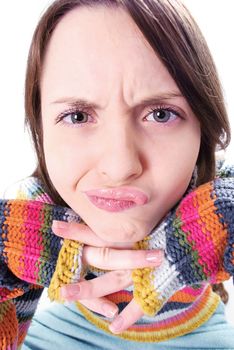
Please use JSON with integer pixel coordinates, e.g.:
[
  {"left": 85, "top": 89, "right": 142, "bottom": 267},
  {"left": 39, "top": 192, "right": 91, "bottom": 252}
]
[
  {"left": 85, "top": 195, "right": 137, "bottom": 212},
  {"left": 83, "top": 187, "right": 148, "bottom": 213}
]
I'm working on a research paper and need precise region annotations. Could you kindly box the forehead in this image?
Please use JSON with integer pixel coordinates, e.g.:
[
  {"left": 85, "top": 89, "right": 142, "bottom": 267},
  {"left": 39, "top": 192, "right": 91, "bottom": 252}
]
[
  {"left": 41, "top": 5, "right": 179, "bottom": 103},
  {"left": 44, "top": 5, "right": 148, "bottom": 59}
]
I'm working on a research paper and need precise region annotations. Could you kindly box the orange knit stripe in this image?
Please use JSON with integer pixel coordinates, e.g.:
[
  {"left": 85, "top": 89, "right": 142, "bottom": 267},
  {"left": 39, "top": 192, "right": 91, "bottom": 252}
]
[
  {"left": 0, "top": 301, "right": 18, "bottom": 348},
  {"left": 169, "top": 289, "right": 200, "bottom": 303},
  {"left": 106, "top": 288, "right": 199, "bottom": 305},
  {"left": 0, "top": 288, "right": 25, "bottom": 302},
  {"left": 105, "top": 290, "right": 133, "bottom": 304},
  {"left": 4, "top": 201, "right": 25, "bottom": 280}
]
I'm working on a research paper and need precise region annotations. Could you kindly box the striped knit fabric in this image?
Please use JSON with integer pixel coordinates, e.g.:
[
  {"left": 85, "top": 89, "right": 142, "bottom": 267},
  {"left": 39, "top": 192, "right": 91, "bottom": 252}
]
[
  {"left": 0, "top": 162, "right": 233, "bottom": 347},
  {"left": 132, "top": 177, "right": 234, "bottom": 316},
  {"left": 0, "top": 179, "right": 83, "bottom": 349}
]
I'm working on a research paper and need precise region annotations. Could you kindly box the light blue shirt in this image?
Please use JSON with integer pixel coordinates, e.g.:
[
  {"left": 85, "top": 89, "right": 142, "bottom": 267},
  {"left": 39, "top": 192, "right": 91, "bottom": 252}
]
[{"left": 23, "top": 300, "right": 234, "bottom": 350}]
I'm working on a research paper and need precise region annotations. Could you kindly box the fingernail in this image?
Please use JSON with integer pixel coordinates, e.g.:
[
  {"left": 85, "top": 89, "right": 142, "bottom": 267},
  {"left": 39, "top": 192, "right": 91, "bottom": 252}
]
[
  {"left": 146, "top": 250, "right": 164, "bottom": 263},
  {"left": 60, "top": 285, "right": 80, "bottom": 299},
  {"left": 109, "top": 316, "right": 124, "bottom": 333},
  {"left": 102, "top": 303, "right": 118, "bottom": 318},
  {"left": 52, "top": 220, "right": 68, "bottom": 230}
]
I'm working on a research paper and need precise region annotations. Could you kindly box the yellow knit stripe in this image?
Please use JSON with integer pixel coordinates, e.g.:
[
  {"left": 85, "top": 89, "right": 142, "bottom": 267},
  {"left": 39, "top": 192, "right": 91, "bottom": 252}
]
[
  {"left": 48, "top": 239, "right": 83, "bottom": 302},
  {"left": 132, "top": 268, "right": 165, "bottom": 316},
  {"left": 132, "top": 238, "right": 162, "bottom": 316}
]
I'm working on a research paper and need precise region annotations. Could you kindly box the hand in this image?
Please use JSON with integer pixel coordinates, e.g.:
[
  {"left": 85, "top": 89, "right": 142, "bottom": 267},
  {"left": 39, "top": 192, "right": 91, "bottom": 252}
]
[{"left": 52, "top": 220, "right": 164, "bottom": 333}]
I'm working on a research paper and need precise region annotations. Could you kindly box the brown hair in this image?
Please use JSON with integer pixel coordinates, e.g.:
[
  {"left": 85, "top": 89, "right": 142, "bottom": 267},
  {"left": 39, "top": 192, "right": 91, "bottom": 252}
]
[{"left": 24, "top": 0, "right": 231, "bottom": 303}]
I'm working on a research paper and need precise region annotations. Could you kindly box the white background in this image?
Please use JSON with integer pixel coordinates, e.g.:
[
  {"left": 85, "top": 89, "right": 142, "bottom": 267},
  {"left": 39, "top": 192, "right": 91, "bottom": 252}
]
[{"left": 0, "top": 1, "right": 233, "bottom": 324}]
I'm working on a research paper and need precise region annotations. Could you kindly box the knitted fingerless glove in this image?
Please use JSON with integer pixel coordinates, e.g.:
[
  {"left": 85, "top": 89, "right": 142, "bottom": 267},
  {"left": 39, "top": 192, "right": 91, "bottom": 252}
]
[
  {"left": 0, "top": 199, "right": 84, "bottom": 302},
  {"left": 132, "top": 177, "right": 234, "bottom": 316}
]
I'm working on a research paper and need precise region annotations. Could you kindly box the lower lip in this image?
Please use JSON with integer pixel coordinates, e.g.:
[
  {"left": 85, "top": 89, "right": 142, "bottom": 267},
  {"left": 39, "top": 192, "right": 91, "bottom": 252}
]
[{"left": 86, "top": 195, "right": 137, "bottom": 212}]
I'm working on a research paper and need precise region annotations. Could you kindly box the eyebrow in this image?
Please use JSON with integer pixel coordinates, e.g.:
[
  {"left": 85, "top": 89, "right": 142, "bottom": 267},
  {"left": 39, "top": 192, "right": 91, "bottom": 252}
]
[{"left": 51, "top": 91, "right": 184, "bottom": 110}]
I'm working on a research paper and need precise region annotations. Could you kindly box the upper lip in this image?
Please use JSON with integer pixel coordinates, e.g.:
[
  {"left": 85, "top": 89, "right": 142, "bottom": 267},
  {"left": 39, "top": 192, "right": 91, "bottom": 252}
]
[{"left": 83, "top": 187, "right": 149, "bottom": 205}]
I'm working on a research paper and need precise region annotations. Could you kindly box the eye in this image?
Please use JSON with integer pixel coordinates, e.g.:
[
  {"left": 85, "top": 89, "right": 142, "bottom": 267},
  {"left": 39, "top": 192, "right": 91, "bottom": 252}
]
[
  {"left": 64, "top": 111, "right": 89, "bottom": 124},
  {"left": 145, "top": 107, "right": 180, "bottom": 124},
  {"left": 56, "top": 109, "right": 92, "bottom": 127}
]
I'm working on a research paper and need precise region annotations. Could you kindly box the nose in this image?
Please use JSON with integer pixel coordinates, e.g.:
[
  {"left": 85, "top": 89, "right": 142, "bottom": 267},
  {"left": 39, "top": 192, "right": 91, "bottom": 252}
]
[{"left": 96, "top": 122, "right": 143, "bottom": 185}]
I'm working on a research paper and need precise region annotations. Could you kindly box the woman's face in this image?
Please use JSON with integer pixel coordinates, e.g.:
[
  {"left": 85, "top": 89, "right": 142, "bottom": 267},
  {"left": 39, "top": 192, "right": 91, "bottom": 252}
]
[{"left": 41, "top": 6, "right": 201, "bottom": 243}]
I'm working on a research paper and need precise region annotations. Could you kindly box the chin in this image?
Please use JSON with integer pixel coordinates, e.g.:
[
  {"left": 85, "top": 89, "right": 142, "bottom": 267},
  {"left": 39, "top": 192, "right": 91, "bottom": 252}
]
[{"left": 90, "top": 220, "right": 152, "bottom": 244}]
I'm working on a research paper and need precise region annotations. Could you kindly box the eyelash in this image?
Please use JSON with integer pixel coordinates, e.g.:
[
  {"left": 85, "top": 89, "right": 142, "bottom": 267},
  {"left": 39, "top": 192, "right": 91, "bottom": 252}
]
[{"left": 55, "top": 105, "right": 182, "bottom": 128}]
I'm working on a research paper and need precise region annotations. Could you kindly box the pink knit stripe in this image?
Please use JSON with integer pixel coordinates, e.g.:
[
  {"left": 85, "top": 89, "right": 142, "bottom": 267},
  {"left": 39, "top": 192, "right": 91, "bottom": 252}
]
[
  {"left": 36, "top": 193, "right": 54, "bottom": 204},
  {"left": 6, "top": 344, "right": 17, "bottom": 350},
  {"left": 180, "top": 285, "right": 205, "bottom": 297},
  {"left": 22, "top": 201, "right": 45, "bottom": 283},
  {"left": 179, "top": 191, "right": 217, "bottom": 277}
]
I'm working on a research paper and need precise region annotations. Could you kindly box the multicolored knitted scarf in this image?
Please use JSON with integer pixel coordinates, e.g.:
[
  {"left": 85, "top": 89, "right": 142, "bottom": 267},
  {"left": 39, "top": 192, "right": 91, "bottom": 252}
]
[
  {"left": 0, "top": 161, "right": 234, "bottom": 348},
  {"left": 132, "top": 177, "right": 234, "bottom": 315}
]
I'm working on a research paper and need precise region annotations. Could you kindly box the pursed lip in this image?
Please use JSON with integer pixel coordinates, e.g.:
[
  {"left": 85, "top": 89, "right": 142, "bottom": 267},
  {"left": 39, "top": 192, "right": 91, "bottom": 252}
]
[{"left": 82, "top": 187, "right": 149, "bottom": 205}]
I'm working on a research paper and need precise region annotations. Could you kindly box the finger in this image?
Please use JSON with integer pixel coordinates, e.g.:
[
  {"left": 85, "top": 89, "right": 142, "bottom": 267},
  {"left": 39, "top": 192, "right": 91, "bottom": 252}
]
[
  {"left": 109, "top": 299, "right": 143, "bottom": 334},
  {"left": 52, "top": 221, "right": 107, "bottom": 246},
  {"left": 78, "top": 297, "right": 118, "bottom": 318},
  {"left": 52, "top": 220, "right": 133, "bottom": 248},
  {"left": 83, "top": 246, "right": 164, "bottom": 270},
  {"left": 60, "top": 269, "right": 132, "bottom": 300}
]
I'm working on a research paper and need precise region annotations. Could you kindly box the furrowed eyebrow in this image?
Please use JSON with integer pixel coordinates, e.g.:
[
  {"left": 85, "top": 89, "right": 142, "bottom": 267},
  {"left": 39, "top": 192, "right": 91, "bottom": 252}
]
[
  {"left": 134, "top": 92, "right": 184, "bottom": 107},
  {"left": 52, "top": 97, "right": 102, "bottom": 110},
  {"left": 51, "top": 91, "right": 184, "bottom": 110}
]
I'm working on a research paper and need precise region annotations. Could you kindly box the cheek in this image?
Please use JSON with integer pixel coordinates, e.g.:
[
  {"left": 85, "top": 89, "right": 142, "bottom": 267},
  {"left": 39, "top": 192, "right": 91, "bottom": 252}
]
[
  {"left": 151, "top": 126, "right": 201, "bottom": 209},
  {"left": 42, "top": 129, "right": 90, "bottom": 193}
]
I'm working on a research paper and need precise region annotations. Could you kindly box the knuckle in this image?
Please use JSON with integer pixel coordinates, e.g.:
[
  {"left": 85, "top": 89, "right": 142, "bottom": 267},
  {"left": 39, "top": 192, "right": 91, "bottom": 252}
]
[
  {"left": 134, "top": 250, "right": 148, "bottom": 266},
  {"left": 114, "top": 269, "right": 132, "bottom": 284},
  {"left": 81, "top": 282, "right": 93, "bottom": 298},
  {"left": 98, "top": 247, "right": 110, "bottom": 263},
  {"left": 137, "top": 250, "right": 145, "bottom": 261},
  {"left": 87, "top": 281, "right": 95, "bottom": 296},
  {"left": 69, "top": 221, "right": 77, "bottom": 233}
]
